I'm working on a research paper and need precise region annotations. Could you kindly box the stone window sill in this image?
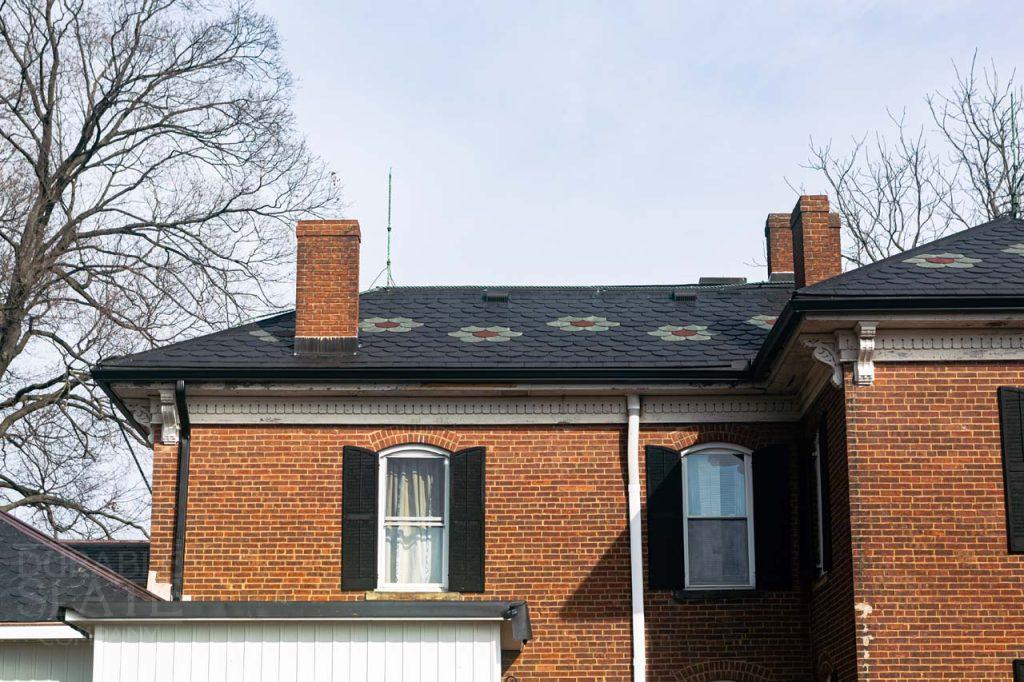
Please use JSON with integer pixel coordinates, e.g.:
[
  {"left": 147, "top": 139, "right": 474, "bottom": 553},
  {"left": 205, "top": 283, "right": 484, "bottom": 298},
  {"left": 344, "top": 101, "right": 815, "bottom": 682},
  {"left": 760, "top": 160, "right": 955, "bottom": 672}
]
[{"left": 364, "top": 591, "right": 463, "bottom": 601}]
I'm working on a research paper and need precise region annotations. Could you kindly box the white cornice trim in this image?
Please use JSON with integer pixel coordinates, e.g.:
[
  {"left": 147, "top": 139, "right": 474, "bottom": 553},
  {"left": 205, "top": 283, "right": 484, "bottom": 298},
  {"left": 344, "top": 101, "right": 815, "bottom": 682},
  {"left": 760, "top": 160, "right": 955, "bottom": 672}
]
[
  {"left": 127, "top": 394, "right": 804, "bottom": 426},
  {"left": 0, "top": 623, "right": 85, "bottom": 640},
  {"left": 834, "top": 328, "right": 1024, "bottom": 361},
  {"left": 642, "top": 396, "right": 799, "bottom": 423}
]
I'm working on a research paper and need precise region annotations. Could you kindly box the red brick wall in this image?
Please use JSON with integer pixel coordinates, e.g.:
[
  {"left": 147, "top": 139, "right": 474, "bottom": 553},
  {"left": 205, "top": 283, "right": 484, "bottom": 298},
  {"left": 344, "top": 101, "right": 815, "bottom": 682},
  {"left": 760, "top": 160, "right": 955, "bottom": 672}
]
[
  {"left": 640, "top": 424, "right": 812, "bottom": 681},
  {"left": 294, "top": 220, "right": 360, "bottom": 339},
  {"left": 792, "top": 195, "right": 841, "bottom": 288},
  {"left": 150, "top": 422, "right": 811, "bottom": 681},
  {"left": 844, "top": 361, "right": 1024, "bottom": 680},
  {"left": 805, "top": 381, "right": 858, "bottom": 680}
]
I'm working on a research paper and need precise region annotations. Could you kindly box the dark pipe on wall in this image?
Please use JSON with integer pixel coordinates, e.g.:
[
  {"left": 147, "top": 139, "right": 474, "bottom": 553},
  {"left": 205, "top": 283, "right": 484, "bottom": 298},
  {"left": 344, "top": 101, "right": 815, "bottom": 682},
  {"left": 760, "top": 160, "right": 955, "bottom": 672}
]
[{"left": 171, "top": 379, "right": 191, "bottom": 601}]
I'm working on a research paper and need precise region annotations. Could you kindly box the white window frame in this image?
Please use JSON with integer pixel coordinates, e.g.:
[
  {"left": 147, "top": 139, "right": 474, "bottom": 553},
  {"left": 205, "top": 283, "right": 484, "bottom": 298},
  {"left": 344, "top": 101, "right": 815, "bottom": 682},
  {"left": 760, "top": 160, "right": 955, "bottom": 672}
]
[
  {"left": 812, "top": 429, "right": 827, "bottom": 577},
  {"left": 680, "top": 442, "right": 755, "bottom": 591},
  {"left": 376, "top": 444, "right": 450, "bottom": 592}
]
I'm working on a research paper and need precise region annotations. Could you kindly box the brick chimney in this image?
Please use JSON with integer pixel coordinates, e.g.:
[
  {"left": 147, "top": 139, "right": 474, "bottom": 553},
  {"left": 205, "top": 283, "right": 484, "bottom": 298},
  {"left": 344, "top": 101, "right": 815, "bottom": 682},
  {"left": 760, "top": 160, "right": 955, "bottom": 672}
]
[
  {"left": 764, "top": 213, "right": 794, "bottom": 279},
  {"left": 294, "top": 219, "right": 361, "bottom": 355},
  {"left": 791, "top": 195, "right": 841, "bottom": 288}
]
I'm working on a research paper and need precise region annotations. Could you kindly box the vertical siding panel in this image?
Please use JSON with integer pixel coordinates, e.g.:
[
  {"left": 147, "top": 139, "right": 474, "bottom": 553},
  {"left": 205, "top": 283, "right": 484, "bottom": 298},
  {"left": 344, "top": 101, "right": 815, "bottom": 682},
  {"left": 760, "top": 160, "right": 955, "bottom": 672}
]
[
  {"left": 155, "top": 624, "right": 174, "bottom": 682},
  {"left": 242, "top": 623, "right": 263, "bottom": 682},
  {"left": 366, "top": 624, "right": 386, "bottom": 682},
  {"left": 349, "top": 623, "right": 368, "bottom": 681},
  {"left": 207, "top": 624, "right": 226, "bottom": 682},
  {"left": 473, "top": 623, "right": 497, "bottom": 681},
  {"left": 420, "top": 623, "right": 439, "bottom": 682},
  {"left": 403, "top": 623, "right": 421, "bottom": 681},
  {"left": 384, "top": 623, "right": 403, "bottom": 682},
  {"left": 454, "top": 624, "right": 473, "bottom": 681},
  {"left": 223, "top": 624, "right": 244, "bottom": 682},
  {"left": 278, "top": 622, "right": 297, "bottom": 682},
  {"left": 330, "top": 623, "right": 350, "bottom": 681},
  {"left": 104, "top": 625, "right": 124, "bottom": 682},
  {"left": 259, "top": 623, "right": 280, "bottom": 682},
  {"left": 172, "top": 624, "right": 193, "bottom": 682},
  {"left": 314, "top": 624, "right": 332, "bottom": 682},
  {"left": 136, "top": 626, "right": 158, "bottom": 682},
  {"left": 190, "top": 622, "right": 211, "bottom": 682},
  {"left": 295, "top": 624, "right": 315, "bottom": 682},
  {"left": 120, "top": 625, "right": 140, "bottom": 682},
  {"left": 437, "top": 624, "right": 456, "bottom": 682}
]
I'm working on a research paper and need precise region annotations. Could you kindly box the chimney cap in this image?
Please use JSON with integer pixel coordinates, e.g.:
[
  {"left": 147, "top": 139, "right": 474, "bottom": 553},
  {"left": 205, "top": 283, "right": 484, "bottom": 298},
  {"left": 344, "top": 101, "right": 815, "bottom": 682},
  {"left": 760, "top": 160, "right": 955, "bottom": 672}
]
[
  {"left": 296, "top": 219, "right": 361, "bottom": 239},
  {"left": 697, "top": 277, "right": 747, "bottom": 285}
]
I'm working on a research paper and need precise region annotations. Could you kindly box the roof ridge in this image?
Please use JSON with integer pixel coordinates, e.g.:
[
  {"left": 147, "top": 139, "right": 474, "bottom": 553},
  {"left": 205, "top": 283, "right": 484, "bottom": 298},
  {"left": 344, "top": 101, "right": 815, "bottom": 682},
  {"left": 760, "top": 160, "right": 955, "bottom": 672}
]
[{"left": 0, "top": 511, "right": 155, "bottom": 601}]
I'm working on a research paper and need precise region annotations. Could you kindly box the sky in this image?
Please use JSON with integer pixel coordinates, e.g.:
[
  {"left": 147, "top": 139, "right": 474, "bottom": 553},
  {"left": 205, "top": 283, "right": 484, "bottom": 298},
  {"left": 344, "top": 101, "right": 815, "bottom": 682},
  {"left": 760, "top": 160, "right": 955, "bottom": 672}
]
[{"left": 252, "top": 0, "right": 1024, "bottom": 290}]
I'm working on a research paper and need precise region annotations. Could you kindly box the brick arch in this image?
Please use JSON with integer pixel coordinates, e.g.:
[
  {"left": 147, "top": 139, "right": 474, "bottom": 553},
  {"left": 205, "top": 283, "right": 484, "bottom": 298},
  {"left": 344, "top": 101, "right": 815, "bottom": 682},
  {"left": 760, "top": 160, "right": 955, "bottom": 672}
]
[
  {"left": 673, "top": 660, "right": 774, "bottom": 682},
  {"left": 666, "top": 425, "right": 786, "bottom": 453},
  {"left": 366, "top": 428, "right": 463, "bottom": 452}
]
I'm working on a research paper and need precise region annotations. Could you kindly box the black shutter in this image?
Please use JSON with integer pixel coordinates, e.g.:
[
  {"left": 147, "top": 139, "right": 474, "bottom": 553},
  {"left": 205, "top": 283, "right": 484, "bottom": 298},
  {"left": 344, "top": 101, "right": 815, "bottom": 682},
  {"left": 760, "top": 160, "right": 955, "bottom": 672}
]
[
  {"left": 341, "top": 446, "right": 378, "bottom": 590},
  {"left": 817, "top": 421, "right": 833, "bottom": 574},
  {"left": 798, "top": 445, "right": 815, "bottom": 581},
  {"left": 753, "top": 444, "right": 792, "bottom": 590},
  {"left": 999, "top": 387, "right": 1024, "bottom": 553},
  {"left": 1014, "top": 659, "right": 1024, "bottom": 681},
  {"left": 449, "top": 447, "right": 486, "bottom": 592},
  {"left": 645, "top": 445, "right": 685, "bottom": 590}
]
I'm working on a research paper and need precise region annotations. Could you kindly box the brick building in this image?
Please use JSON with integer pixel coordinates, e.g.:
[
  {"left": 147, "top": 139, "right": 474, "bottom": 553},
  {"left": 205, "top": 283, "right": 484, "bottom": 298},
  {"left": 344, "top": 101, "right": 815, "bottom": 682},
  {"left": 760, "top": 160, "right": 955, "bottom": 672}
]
[{"left": 7, "top": 194, "right": 1024, "bottom": 680}]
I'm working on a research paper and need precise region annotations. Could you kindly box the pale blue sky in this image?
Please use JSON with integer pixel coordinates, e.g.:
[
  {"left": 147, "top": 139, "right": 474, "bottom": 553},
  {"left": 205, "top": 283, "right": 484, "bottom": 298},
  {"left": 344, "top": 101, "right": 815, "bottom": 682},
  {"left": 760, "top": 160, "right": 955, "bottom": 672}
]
[{"left": 254, "top": 1, "right": 1023, "bottom": 288}]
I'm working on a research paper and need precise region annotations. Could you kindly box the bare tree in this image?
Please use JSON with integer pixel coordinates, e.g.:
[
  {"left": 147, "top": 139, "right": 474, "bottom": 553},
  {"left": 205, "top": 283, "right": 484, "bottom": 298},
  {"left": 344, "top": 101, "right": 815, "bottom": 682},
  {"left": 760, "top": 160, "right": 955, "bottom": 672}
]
[
  {"left": 0, "top": 0, "right": 341, "bottom": 536},
  {"left": 805, "top": 54, "right": 1024, "bottom": 267}
]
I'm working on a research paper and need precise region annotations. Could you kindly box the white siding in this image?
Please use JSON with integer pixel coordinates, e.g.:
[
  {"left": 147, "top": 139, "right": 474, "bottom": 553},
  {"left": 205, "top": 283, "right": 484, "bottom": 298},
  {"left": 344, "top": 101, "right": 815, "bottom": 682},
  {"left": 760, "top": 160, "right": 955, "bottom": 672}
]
[
  {"left": 0, "top": 642, "right": 92, "bottom": 682},
  {"left": 93, "top": 622, "right": 500, "bottom": 682}
]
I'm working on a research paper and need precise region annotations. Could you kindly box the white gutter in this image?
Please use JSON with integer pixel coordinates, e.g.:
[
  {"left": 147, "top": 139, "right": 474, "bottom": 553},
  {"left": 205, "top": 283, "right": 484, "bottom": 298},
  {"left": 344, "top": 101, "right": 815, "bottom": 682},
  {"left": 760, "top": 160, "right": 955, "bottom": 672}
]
[
  {"left": 625, "top": 394, "right": 646, "bottom": 681},
  {"left": 0, "top": 623, "right": 85, "bottom": 640}
]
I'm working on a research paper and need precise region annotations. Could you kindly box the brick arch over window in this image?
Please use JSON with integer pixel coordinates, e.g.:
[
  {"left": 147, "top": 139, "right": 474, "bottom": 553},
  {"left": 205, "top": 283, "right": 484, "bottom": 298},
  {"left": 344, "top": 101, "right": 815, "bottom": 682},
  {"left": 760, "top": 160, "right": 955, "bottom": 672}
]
[
  {"left": 664, "top": 424, "right": 784, "bottom": 453},
  {"left": 367, "top": 428, "right": 463, "bottom": 452},
  {"left": 673, "top": 660, "right": 774, "bottom": 682}
]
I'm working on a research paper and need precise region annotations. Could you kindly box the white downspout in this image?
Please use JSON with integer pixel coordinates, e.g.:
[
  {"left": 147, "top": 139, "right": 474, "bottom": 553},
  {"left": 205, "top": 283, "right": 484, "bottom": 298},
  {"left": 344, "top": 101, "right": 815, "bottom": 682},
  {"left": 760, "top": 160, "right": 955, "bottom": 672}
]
[{"left": 626, "top": 394, "right": 646, "bottom": 682}]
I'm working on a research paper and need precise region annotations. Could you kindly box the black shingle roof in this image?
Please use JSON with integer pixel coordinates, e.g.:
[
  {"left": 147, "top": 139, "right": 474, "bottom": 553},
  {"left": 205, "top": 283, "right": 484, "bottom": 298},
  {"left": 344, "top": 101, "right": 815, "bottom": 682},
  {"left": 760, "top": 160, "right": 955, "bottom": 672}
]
[
  {"left": 0, "top": 513, "right": 153, "bottom": 622},
  {"left": 65, "top": 541, "right": 150, "bottom": 588},
  {"left": 95, "top": 283, "right": 793, "bottom": 377},
  {"left": 797, "top": 216, "right": 1024, "bottom": 298}
]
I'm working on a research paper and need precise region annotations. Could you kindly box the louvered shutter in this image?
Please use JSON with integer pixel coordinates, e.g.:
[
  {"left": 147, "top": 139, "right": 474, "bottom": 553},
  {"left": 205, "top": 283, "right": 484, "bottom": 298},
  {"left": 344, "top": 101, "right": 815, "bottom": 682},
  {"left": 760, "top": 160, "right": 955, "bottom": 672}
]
[
  {"left": 999, "top": 387, "right": 1024, "bottom": 553},
  {"left": 1013, "top": 658, "right": 1024, "bottom": 681},
  {"left": 645, "top": 445, "right": 685, "bottom": 590},
  {"left": 341, "top": 446, "right": 378, "bottom": 589},
  {"left": 753, "top": 444, "right": 792, "bottom": 590},
  {"left": 449, "top": 447, "right": 486, "bottom": 592}
]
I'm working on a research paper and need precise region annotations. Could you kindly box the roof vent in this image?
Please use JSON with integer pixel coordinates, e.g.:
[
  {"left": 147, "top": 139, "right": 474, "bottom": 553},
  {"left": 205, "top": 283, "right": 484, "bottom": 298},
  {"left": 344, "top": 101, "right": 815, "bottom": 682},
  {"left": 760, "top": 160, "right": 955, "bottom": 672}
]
[
  {"left": 483, "top": 289, "right": 509, "bottom": 302},
  {"left": 697, "top": 277, "right": 747, "bottom": 285},
  {"left": 671, "top": 289, "right": 697, "bottom": 302}
]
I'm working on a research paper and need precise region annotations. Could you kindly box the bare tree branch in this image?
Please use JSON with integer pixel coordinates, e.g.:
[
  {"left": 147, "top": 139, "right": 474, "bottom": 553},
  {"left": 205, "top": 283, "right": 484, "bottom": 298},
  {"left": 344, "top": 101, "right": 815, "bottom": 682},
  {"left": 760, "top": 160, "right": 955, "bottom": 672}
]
[{"left": 0, "top": 0, "right": 342, "bottom": 537}]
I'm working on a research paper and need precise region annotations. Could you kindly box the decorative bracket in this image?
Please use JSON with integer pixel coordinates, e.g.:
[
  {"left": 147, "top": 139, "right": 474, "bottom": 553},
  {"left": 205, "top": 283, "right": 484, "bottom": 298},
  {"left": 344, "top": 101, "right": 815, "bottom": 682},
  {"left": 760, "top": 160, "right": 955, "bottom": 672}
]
[
  {"left": 853, "top": 321, "right": 878, "bottom": 386},
  {"left": 158, "top": 389, "right": 179, "bottom": 444},
  {"left": 804, "top": 338, "right": 842, "bottom": 388}
]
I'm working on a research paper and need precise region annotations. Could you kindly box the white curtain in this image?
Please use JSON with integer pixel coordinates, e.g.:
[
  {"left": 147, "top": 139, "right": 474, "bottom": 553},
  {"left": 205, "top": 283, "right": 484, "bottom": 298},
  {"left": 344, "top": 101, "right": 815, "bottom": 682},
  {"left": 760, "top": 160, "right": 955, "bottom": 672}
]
[{"left": 384, "top": 458, "right": 444, "bottom": 585}]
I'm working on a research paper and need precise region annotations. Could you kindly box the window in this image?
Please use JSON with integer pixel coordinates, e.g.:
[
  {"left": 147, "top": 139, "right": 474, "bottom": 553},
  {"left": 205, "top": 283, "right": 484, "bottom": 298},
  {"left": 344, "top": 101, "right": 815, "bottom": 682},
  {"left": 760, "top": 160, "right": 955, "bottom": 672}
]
[
  {"left": 681, "top": 443, "right": 755, "bottom": 589},
  {"left": 811, "top": 428, "right": 827, "bottom": 577},
  {"left": 377, "top": 445, "right": 449, "bottom": 591}
]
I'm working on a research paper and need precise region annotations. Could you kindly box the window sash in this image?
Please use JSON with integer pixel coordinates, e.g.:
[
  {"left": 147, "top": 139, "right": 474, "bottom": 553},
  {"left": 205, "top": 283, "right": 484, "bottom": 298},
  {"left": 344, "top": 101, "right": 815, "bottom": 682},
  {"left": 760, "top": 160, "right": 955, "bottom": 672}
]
[
  {"left": 681, "top": 446, "right": 755, "bottom": 590},
  {"left": 376, "top": 447, "right": 450, "bottom": 592}
]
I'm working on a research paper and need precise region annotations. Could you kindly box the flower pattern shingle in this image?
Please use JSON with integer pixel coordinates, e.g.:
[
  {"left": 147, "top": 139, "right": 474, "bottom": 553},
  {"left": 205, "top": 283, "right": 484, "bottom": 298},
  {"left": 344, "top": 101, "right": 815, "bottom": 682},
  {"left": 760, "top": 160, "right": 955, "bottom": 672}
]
[
  {"left": 99, "top": 282, "right": 793, "bottom": 371},
  {"left": 800, "top": 216, "right": 1024, "bottom": 298}
]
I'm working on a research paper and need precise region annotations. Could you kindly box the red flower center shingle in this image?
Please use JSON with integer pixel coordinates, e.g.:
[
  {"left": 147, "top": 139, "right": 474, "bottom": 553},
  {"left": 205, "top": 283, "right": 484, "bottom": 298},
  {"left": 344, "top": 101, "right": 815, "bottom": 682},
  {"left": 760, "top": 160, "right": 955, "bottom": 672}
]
[
  {"left": 376, "top": 321, "right": 401, "bottom": 328},
  {"left": 926, "top": 256, "right": 956, "bottom": 264},
  {"left": 570, "top": 320, "right": 596, "bottom": 327},
  {"left": 473, "top": 330, "right": 500, "bottom": 338},
  {"left": 670, "top": 329, "right": 698, "bottom": 337}
]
